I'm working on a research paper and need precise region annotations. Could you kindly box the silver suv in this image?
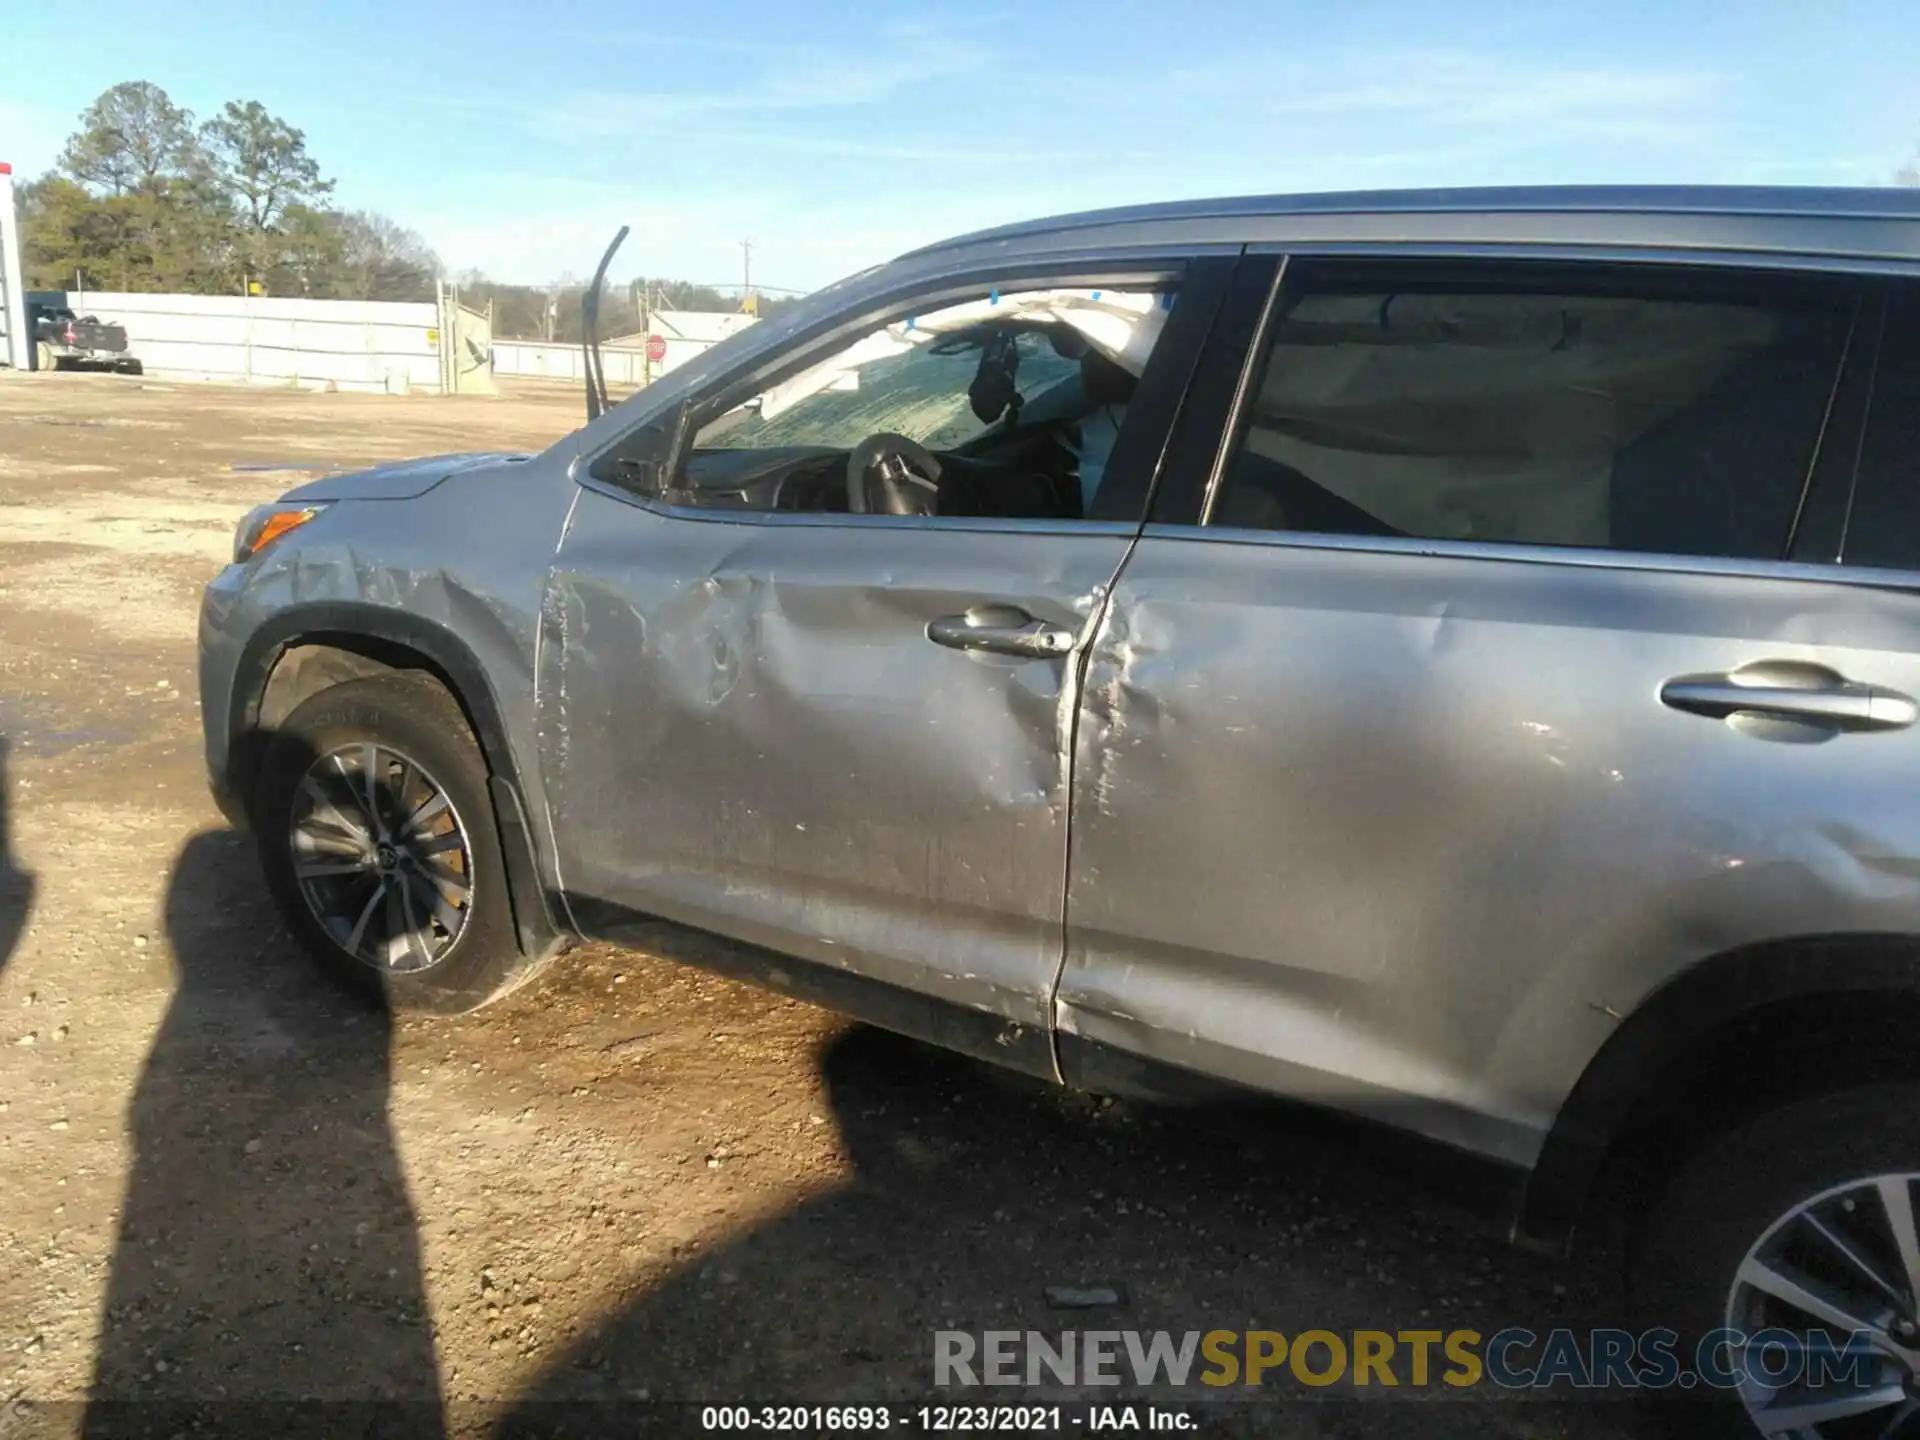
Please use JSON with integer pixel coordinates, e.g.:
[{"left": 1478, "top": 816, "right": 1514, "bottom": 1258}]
[{"left": 200, "top": 187, "right": 1920, "bottom": 1430}]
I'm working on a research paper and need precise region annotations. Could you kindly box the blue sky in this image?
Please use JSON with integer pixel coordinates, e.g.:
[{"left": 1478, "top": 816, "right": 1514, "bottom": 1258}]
[{"left": 3, "top": 0, "right": 1916, "bottom": 291}]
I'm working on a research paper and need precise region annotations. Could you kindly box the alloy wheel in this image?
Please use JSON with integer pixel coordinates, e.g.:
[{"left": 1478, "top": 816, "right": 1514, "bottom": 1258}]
[
  {"left": 1725, "top": 1173, "right": 1920, "bottom": 1436},
  {"left": 287, "top": 742, "right": 473, "bottom": 972}
]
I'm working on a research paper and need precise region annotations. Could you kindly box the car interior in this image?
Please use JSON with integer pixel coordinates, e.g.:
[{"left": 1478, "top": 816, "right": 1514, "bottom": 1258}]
[
  {"left": 1215, "top": 282, "right": 1850, "bottom": 559},
  {"left": 655, "top": 292, "right": 1160, "bottom": 523}
]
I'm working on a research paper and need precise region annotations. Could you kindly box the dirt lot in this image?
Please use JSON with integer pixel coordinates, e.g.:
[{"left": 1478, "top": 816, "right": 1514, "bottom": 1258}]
[{"left": 0, "top": 372, "right": 1650, "bottom": 1437}]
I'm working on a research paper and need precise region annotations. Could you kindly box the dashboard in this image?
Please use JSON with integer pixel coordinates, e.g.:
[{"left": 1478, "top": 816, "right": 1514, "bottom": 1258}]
[
  {"left": 669, "top": 447, "right": 852, "bottom": 513},
  {"left": 665, "top": 434, "right": 1081, "bottom": 521}
]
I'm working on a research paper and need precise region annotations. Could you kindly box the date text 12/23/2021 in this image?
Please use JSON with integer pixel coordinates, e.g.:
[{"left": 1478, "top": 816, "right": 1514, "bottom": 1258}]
[{"left": 699, "top": 1406, "right": 1196, "bottom": 1431}]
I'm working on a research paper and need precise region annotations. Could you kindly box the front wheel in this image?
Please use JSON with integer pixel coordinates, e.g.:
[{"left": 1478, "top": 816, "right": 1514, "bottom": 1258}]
[
  {"left": 253, "top": 673, "right": 533, "bottom": 1013},
  {"left": 1630, "top": 1084, "right": 1920, "bottom": 1436}
]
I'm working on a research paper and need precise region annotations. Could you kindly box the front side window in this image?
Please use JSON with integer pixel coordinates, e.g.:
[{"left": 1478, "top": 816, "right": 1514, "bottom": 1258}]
[
  {"left": 1209, "top": 261, "right": 1854, "bottom": 561},
  {"left": 664, "top": 287, "right": 1170, "bottom": 521},
  {"left": 697, "top": 328, "right": 1077, "bottom": 454}
]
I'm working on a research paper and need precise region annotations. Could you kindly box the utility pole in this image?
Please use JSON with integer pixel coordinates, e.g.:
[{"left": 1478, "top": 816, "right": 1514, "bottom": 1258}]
[
  {"left": 640, "top": 278, "right": 652, "bottom": 386},
  {"left": 740, "top": 238, "right": 756, "bottom": 316}
]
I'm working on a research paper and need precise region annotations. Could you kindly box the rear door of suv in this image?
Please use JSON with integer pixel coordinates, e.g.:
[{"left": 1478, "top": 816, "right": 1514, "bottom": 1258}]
[{"left": 1056, "top": 251, "right": 1920, "bottom": 1167}]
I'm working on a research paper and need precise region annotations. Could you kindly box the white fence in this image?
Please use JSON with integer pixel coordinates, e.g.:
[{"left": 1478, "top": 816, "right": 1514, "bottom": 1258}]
[
  {"left": 44, "top": 292, "right": 764, "bottom": 394},
  {"left": 632, "top": 310, "right": 758, "bottom": 377},
  {"left": 64, "top": 291, "right": 445, "bottom": 393},
  {"left": 491, "top": 339, "right": 648, "bottom": 387},
  {"left": 492, "top": 310, "right": 760, "bottom": 389}
]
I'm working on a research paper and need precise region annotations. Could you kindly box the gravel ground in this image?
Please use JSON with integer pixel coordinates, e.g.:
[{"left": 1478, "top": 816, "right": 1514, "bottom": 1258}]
[{"left": 0, "top": 370, "right": 1665, "bottom": 1438}]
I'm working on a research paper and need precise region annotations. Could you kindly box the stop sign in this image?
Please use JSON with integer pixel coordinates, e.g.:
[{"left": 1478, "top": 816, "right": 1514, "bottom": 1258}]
[{"left": 645, "top": 334, "right": 667, "bottom": 363}]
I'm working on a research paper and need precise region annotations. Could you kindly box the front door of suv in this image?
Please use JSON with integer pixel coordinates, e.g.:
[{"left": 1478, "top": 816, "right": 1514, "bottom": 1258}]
[
  {"left": 536, "top": 261, "right": 1229, "bottom": 1067},
  {"left": 1060, "top": 253, "right": 1901, "bottom": 1163}
]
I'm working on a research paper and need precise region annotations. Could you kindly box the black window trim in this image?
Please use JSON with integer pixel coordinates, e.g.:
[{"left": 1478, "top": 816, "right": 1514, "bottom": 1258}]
[
  {"left": 1784, "top": 283, "right": 1885, "bottom": 564},
  {"left": 1173, "top": 249, "right": 1876, "bottom": 576},
  {"left": 1198, "top": 256, "right": 1285, "bottom": 527},
  {"left": 1830, "top": 282, "right": 1894, "bottom": 564},
  {"left": 1143, "top": 254, "right": 1284, "bottom": 527}
]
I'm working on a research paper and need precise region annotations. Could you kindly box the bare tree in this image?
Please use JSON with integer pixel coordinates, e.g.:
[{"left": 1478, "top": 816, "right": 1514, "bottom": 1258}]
[{"left": 335, "top": 211, "right": 442, "bottom": 301}]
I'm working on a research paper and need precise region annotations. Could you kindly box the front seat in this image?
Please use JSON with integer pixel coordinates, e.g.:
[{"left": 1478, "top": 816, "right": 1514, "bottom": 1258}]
[{"left": 1072, "top": 350, "right": 1138, "bottom": 517}]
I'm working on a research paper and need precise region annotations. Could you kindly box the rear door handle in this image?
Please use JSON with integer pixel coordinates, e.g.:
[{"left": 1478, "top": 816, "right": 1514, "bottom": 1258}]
[
  {"left": 927, "top": 604, "right": 1077, "bottom": 660},
  {"left": 1661, "top": 665, "right": 1919, "bottom": 733}
]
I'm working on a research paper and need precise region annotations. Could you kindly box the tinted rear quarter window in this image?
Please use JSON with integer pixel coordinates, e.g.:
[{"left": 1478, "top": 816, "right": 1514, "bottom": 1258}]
[
  {"left": 1840, "top": 284, "right": 1920, "bottom": 570},
  {"left": 1211, "top": 260, "right": 1855, "bottom": 563}
]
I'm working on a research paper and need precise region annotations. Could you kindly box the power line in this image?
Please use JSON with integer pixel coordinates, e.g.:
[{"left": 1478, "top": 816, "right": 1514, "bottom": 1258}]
[{"left": 640, "top": 280, "right": 807, "bottom": 296}]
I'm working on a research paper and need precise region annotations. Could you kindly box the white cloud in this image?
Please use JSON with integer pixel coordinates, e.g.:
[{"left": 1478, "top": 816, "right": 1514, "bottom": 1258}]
[
  {"left": 1056, "top": 46, "right": 1723, "bottom": 149},
  {"left": 459, "top": 18, "right": 997, "bottom": 146},
  {"left": 391, "top": 39, "right": 1884, "bottom": 290}
]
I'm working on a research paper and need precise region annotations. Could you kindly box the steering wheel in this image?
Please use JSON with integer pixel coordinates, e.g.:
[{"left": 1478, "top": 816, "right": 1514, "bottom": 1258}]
[{"left": 846, "top": 432, "right": 943, "bottom": 516}]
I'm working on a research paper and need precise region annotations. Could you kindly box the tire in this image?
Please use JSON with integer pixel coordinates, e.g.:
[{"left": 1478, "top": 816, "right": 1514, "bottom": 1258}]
[
  {"left": 252, "top": 672, "right": 532, "bottom": 1014},
  {"left": 1629, "top": 1083, "right": 1920, "bottom": 1436}
]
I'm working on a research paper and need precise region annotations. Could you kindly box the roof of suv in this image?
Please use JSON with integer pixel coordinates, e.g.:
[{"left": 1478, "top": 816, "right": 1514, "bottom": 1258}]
[{"left": 900, "top": 186, "right": 1920, "bottom": 270}]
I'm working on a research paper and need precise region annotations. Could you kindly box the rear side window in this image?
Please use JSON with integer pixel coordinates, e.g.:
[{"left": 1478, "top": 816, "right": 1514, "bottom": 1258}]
[
  {"left": 1209, "top": 261, "right": 1854, "bottom": 561},
  {"left": 1840, "top": 285, "right": 1920, "bottom": 570}
]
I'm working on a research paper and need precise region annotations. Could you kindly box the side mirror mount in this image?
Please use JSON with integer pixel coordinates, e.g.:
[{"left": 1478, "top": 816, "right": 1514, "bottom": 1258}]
[
  {"left": 588, "top": 406, "right": 681, "bottom": 497},
  {"left": 612, "top": 457, "right": 665, "bottom": 495}
]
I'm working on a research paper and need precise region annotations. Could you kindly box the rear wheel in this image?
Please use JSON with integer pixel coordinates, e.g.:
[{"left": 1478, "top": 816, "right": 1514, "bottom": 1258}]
[
  {"left": 1630, "top": 1084, "right": 1920, "bottom": 1436},
  {"left": 253, "top": 673, "right": 532, "bottom": 1013}
]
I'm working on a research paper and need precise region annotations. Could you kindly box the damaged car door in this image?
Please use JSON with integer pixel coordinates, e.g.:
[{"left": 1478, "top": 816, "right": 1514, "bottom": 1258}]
[
  {"left": 1060, "top": 252, "right": 1879, "bottom": 1161},
  {"left": 536, "top": 266, "right": 1222, "bottom": 1070}
]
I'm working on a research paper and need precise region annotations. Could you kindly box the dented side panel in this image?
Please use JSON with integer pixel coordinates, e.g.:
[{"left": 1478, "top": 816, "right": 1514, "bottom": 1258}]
[
  {"left": 199, "top": 449, "right": 582, "bottom": 889},
  {"left": 539, "top": 494, "right": 1133, "bottom": 1032},
  {"left": 1065, "top": 531, "right": 1920, "bottom": 1167}
]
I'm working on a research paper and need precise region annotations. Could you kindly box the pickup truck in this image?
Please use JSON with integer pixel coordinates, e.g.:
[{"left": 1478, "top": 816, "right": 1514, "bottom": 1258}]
[{"left": 29, "top": 296, "right": 139, "bottom": 373}]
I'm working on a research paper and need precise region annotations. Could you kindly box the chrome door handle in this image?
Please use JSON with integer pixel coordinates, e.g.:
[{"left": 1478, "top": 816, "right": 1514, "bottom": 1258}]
[
  {"left": 1661, "top": 667, "right": 1919, "bottom": 733},
  {"left": 927, "top": 605, "right": 1077, "bottom": 659}
]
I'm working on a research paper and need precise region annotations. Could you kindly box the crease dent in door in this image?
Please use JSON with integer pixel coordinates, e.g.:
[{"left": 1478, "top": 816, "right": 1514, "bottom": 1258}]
[
  {"left": 1079, "top": 595, "right": 1156, "bottom": 822},
  {"left": 1066, "top": 543, "right": 1920, "bottom": 1166},
  {"left": 544, "top": 530, "right": 1110, "bottom": 981}
]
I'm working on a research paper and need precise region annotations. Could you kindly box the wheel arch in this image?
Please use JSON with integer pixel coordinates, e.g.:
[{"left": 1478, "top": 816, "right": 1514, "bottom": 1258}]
[
  {"left": 1519, "top": 933, "right": 1920, "bottom": 1254},
  {"left": 228, "top": 602, "right": 567, "bottom": 959}
]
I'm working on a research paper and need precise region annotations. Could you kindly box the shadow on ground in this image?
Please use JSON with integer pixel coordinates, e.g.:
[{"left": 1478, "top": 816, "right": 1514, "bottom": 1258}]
[
  {"left": 0, "top": 737, "right": 32, "bottom": 980},
  {"left": 81, "top": 828, "right": 443, "bottom": 1438},
  {"left": 61, "top": 816, "right": 1661, "bottom": 1438},
  {"left": 499, "top": 1025, "right": 1650, "bottom": 1439}
]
